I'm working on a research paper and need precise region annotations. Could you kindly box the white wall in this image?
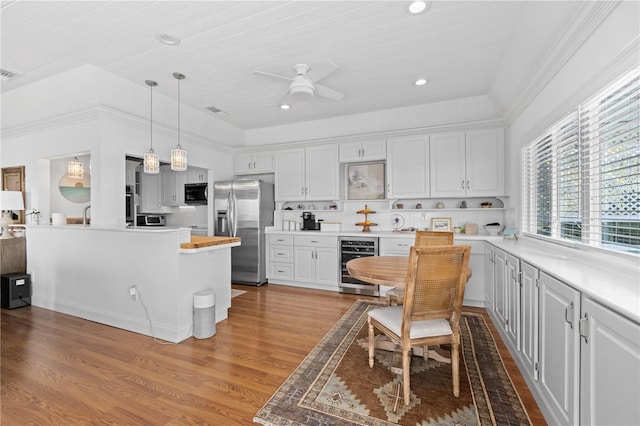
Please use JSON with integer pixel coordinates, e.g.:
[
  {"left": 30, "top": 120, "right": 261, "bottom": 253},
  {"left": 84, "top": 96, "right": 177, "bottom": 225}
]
[{"left": 508, "top": 1, "right": 639, "bottom": 230}]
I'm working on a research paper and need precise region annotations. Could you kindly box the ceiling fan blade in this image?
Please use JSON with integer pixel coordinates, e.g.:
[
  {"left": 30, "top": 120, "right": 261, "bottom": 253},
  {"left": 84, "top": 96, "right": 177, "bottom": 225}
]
[
  {"left": 315, "top": 83, "right": 344, "bottom": 101},
  {"left": 306, "top": 61, "right": 339, "bottom": 82},
  {"left": 253, "top": 70, "right": 293, "bottom": 81}
]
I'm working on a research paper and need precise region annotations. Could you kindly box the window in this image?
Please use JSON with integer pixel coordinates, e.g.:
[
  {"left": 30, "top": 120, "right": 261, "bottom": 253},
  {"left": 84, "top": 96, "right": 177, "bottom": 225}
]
[{"left": 523, "top": 69, "right": 639, "bottom": 255}]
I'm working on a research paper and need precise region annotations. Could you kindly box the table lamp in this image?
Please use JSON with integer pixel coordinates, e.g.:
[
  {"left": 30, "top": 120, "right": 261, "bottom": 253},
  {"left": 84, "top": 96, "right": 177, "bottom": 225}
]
[{"left": 1, "top": 190, "right": 25, "bottom": 239}]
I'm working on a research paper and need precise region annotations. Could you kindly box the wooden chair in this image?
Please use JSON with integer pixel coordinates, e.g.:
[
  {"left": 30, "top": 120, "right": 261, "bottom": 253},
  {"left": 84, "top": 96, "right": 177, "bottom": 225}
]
[
  {"left": 386, "top": 231, "right": 455, "bottom": 305},
  {"left": 368, "top": 245, "right": 471, "bottom": 405},
  {"left": 414, "top": 230, "right": 454, "bottom": 246}
]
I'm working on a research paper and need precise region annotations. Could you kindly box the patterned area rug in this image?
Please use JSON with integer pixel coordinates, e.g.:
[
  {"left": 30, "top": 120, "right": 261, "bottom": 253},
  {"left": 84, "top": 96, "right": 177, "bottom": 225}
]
[{"left": 254, "top": 300, "right": 532, "bottom": 426}]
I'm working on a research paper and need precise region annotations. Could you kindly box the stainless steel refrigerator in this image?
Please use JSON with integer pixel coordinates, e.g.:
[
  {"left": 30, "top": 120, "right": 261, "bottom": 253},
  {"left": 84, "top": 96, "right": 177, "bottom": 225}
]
[{"left": 213, "top": 180, "right": 274, "bottom": 285}]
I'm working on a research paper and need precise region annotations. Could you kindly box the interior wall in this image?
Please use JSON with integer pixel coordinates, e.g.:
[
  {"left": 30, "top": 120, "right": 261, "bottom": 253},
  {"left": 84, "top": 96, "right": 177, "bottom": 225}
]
[{"left": 508, "top": 1, "right": 639, "bottom": 234}]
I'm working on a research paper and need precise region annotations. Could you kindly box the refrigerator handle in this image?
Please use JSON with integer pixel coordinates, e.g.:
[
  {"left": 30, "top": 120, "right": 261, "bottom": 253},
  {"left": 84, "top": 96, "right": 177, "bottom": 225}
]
[
  {"left": 226, "top": 192, "right": 233, "bottom": 237},
  {"left": 231, "top": 192, "right": 238, "bottom": 237}
]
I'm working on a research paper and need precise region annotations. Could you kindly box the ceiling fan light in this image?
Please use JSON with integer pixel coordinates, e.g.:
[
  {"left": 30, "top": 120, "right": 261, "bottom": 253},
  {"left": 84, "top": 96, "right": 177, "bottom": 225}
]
[{"left": 289, "top": 84, "right": 314, "bottom": 100}]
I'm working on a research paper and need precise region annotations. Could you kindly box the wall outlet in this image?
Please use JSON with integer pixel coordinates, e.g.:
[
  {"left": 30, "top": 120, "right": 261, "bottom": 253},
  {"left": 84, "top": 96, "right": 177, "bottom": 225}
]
[{"left": 129, "top": 285, "right": 137, "bottom": 301}]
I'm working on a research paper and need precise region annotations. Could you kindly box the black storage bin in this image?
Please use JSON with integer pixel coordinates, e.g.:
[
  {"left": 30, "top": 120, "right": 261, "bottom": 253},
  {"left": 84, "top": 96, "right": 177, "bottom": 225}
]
[{"left": 1, "top": 273, "right": 31, "bottom": 309}]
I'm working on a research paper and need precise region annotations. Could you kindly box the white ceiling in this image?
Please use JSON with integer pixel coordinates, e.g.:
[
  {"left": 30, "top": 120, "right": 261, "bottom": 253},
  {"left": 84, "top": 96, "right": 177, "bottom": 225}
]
[{"left": 0, "top": 1, "right": 584, "bottom": 130}]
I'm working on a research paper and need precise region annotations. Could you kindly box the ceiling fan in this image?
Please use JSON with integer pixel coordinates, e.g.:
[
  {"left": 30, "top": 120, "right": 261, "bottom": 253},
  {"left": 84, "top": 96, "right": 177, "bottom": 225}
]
[{"left": 254, "top": 61, "right": 344, "bottom": 105}]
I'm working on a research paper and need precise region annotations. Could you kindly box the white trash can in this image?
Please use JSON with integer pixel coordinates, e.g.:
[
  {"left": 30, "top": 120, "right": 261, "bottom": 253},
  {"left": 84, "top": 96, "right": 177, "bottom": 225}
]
[{"left": 193, "top": 289, "right": 216, "bottom": 339}]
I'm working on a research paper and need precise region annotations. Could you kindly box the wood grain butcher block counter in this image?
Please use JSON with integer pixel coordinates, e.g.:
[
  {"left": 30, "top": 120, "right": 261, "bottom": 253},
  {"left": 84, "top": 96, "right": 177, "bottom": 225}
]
[{"left": 180, "top": 236, "right": 240, "bottom": 249}]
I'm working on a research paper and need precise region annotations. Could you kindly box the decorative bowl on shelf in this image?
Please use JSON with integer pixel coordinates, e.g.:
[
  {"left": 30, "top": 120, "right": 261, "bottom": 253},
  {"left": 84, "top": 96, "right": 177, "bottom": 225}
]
[{"left": 481, "top": 202, "right": 493, "bottom": 208}]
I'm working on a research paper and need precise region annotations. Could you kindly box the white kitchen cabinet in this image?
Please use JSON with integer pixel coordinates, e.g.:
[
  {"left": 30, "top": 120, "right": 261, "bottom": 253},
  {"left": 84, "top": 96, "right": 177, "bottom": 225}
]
[
  {"left": 484, "top": 243, "right": 495, "bottom": 312},
  {"left": 267, "top": 233, "right": 294, "bottom": 282},
  {"left": 539, "top": 271, "right": 580, "bottom": 426},
  {"left": 293, "top": 235, "right": 338, "bottom": 287},
  {"left": 339, "top": 140, "right": 386, "bottom": 162},
  {"left": 139, "top": 172, "right": 162, "bottom": 213},
  {"left": 493, "top": 247, "right": 508, "bottom": 326},
  {"left": 520, "top": 261, "right": 539, "bottom": 381},
  {"left": 379, "top": 236, "right": 413, "bottom": 256},
  {"left": 462, "top": 241, "right": 485, "bottom": 307},
  {"left": 579, "top": 296, "right": 640, "bottom": 426},
  {"left": 234, "top": 152, "right": 274, "bottom": 175},
  {"left": 505, "top": 251, "right": 521, "bottom": 351},
  {"left": 161, "top": 169, "right": 186, "bottom": 206},
  {"left": 275, "top": 146, "right": 339, "bottom": 201},
  {"left": 187, "top": 168, "right": 207, "bottom": 183},
  {"left": 430, "top": 128, "right": 505, "bottom": 197},
  {"left": 386, "top": 134, "right": 429, "bottom": 198}
]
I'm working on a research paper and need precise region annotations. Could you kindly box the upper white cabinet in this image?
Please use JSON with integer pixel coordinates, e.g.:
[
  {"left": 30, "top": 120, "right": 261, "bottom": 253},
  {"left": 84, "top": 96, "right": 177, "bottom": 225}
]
[
  {"left": 339, "top": 140, "right": 386, "bottom": 162},
  {"left": 139, "top": 172, "right": 162, "bottom": 213},
  {"left": 234, "top": 152, "right": 274, "bottom": 175},
  {"left": 430, "top": 128, "right": 505, "bottom": 197},
  {"left": 386, "top": 134, "right": 429, "bottom": 198},
  {"left": 161, "top": 169, "right": 186, "bottom": 207},
  {"left": 275, "top": 146, "right": 339, "bottom": 201},
  {"left": 187, "top": 168, "right": 207, "bottom": 183}
]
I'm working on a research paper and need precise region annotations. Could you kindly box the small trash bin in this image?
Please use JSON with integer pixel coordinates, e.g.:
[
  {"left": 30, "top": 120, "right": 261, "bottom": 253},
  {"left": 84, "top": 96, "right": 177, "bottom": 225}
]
[{"left": 193, "top": 289, "right": 216, "bottom": 339}]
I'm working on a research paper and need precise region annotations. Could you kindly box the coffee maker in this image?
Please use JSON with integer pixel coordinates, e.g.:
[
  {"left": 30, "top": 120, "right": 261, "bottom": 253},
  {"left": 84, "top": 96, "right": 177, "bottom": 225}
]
[{"left": 302, "top": 212, "right": 320, "bottom": 231}]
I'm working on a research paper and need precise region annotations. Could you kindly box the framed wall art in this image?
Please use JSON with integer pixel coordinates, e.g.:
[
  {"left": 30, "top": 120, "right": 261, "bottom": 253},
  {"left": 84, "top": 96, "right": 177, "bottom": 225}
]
[
  {"left": 431, "top": 217, "right": 452, "bottom": 232},
  {"left": 347, "top": 162, "right": 385, "bottom": 200},
  {"left": 2, "top": 166, "right": 25, "bottom": 224}
]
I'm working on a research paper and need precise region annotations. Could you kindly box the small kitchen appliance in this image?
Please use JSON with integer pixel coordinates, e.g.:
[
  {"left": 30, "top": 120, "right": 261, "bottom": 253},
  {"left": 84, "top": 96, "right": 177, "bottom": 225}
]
[
  {"left": 302, "top": 212, "right": 320, "bottom": 231},
  {"left": 136, "top": 214, "right": 165, "bottom": 226}
]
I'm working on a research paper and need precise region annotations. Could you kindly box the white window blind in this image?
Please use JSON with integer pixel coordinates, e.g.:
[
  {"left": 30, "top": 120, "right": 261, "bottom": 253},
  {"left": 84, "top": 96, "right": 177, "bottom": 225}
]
[{"left": 523, "top": 69, "right": 639, "bottom": 255}]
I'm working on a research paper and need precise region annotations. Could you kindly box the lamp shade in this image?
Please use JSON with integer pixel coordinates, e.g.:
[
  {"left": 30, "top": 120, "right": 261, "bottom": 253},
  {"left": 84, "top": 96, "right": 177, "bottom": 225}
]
[{"left": 0, "top": 191, "right": 24, "bottom": 211}]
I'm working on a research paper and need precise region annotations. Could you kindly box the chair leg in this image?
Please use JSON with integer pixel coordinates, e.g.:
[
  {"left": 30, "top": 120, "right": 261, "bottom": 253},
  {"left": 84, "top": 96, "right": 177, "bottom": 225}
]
[
  {"left": 402, "top": 347, "right": 411, "bottom": 405},
  {"left": 451, "top": 342, "right": 459, "bottom": 397},
  {"left": 368, "top": 318, "right": 375, "bottom": 368}
]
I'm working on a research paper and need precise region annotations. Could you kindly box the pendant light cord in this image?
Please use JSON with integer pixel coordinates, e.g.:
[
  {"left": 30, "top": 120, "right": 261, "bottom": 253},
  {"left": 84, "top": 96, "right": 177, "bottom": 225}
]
[{"left": 177, "top": 76, "right": 181, "bottom": 148}]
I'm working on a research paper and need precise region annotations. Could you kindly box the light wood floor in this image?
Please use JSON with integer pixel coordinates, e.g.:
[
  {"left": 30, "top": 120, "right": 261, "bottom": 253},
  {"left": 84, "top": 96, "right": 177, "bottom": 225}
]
[{"left": 1, "top": 284, "right": 546, "bottom": 425}]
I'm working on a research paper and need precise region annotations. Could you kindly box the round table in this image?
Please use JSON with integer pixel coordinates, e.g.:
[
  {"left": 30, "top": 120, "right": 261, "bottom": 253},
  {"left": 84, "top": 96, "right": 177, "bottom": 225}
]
[{"left": 346, "top": 256, "right": 408, "bottom": 288}]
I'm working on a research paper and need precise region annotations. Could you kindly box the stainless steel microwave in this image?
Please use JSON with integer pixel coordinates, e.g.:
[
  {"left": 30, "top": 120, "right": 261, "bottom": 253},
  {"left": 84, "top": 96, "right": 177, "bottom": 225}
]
[{"left": 185, "top": 183, "right": 208, "bottom": 205}]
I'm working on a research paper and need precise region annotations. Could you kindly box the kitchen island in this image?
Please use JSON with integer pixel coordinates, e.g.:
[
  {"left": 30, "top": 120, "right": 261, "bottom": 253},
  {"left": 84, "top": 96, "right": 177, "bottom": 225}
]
[{"left": 25, "top": 225, "right": 240, "bottom": 343}]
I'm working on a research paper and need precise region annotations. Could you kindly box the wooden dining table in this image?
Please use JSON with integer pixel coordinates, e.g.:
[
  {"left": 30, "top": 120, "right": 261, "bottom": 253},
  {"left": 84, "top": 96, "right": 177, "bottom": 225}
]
[{"left": 346, "top": 255, "right": 472, "bottom": 363}]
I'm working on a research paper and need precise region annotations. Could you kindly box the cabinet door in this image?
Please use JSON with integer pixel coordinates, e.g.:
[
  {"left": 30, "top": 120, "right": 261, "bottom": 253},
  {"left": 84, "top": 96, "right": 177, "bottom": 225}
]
[
  {"left": 493, "top": 248, "right": 507, "bottom": 326},
  {"left": 315, "top": 247, "right": 338, "bottom": 286},
  {"left": 233, "top": 154, "right": 253, "bottom": 174},
  {"left": 484, "top": 244, "right": 495, "bottom": 311},
  {"left": 361, "top": 140, "right": 386, "bottom": 161},
  {"left": 275, "top": 149, "right": 305, "bottom": 201},
  {"left": 520, "top": 261, "right": 540, "bottom": 381},
  {"left": 294, "top": 246, "right": 315, "bottom": 283},
  {"left": 252, "top": 152, "right": 274, "bottom": 173},
  {"left": 140, "top": 172, "right": 162, "bottom": 213},
  {"left": 187, "top": 169, "right": 207, "bottom": 183},
  {"left": 387, "top": 135, "right": 429, "bottom": 198},
  {"left": 465, "top": 128, "right": 505, "bottom": 196},
  {"left": 539, "top": 272, "right": 580, "bottom": 426},
  {"left": 430, "top": 131, "right": 466, "bottom": 197},
  {"left": 339, "top": 142, "right": 363, "bottom": 162},
  {"left": 505, "top": 252, "right": 521, "bottom": 350},
  {"left": 580, "top": 297, "right": 640, "bottom": 426},
  {"left": 460, "top": 241, "right": 485, "bottom": 307},
  {"left": 162, "top": 171, "right": 176, "bottom": 206},
  {"left": 306, "top": 145, "right": 339, "bottom": 200}
]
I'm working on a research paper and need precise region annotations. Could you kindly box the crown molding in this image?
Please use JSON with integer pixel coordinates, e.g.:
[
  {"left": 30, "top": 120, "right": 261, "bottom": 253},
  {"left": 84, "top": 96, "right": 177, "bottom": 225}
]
[{"left": 503, "top": 1, "right": 620, "bottom": 124}]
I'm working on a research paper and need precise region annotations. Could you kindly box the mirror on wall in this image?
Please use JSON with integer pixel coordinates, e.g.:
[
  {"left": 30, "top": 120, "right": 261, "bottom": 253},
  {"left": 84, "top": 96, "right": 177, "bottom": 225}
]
[{"left": 58, "top": 172, "right": 91, "bottom": 203}]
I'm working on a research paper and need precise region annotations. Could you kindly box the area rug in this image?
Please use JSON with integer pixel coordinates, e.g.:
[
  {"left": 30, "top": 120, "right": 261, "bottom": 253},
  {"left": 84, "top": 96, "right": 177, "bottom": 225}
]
[{"left": 254, "top": 300, "right": 532, "bottom": 426}]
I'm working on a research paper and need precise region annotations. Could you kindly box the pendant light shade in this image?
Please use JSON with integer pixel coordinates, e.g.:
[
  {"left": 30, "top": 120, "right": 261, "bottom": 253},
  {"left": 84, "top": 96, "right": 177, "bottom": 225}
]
[
  {"left": 68, "top": 156, "right": 84, "bottom": 179},
  {"left": 171, "top": 72, "right": 187, "bottom": 171},
  {"left": 144, "top": 80, "right": 159, "bottom": 174}
]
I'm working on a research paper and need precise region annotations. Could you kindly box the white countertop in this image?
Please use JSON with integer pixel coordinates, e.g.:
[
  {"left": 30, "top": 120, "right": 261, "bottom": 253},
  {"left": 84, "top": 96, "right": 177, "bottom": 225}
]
[{"left": 267, "top": 228, "right": 640, "bottom": 323}]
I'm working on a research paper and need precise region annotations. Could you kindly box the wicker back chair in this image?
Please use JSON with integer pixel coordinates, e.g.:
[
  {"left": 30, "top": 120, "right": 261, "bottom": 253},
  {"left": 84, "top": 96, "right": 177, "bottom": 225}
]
[
  {"left": 414, "top": 230, "right": 454, "bottom": 246},
  {"left": 368, "top": 245, "right": 471, "bottom": 405}
]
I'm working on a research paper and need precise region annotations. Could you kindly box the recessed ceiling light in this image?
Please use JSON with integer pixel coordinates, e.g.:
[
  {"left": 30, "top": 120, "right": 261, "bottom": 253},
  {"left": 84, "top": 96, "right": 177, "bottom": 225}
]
[
  {"left": 279, "top": 104, "right": 291, "bottom": 110},
  {"left": 414, "top": 78, "right": 428, "bottom": 86},
  {"left": 406, "top": 1, "right": 431, "bottom": 15},
  {"left": 155, "top": 33, "right": 181, "bottom": 46}
]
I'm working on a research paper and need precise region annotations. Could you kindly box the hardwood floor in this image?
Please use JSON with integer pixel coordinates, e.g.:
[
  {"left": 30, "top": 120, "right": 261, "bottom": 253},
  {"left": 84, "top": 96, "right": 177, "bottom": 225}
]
[{"left": 1, "top": 284, "right": 546, "bottom": 425}]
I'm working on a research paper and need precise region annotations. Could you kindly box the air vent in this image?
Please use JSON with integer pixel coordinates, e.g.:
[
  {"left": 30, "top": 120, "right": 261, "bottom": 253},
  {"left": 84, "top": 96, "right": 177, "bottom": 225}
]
[
  {"left": 0, "top": 67, "right": 22, "bottom": 80},
  {"left": 205, "top": 106, "right": 228, "bottom": 116}
]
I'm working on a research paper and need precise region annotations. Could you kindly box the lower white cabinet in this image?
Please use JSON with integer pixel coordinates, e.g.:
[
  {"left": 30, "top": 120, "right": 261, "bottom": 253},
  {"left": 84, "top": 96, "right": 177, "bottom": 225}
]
[
  {"left": 484, "top": 244, "right": 495, "bottom": 311},
  {"left": 486, "top": 244, "right": 640, "bottom": 426},
  {"left": 294, "top": 235, "right": 338, "bottom": 287},
  {"left": 267, "top": 234, "right": 294, "bottom": 281},
  {"left": 579, "top": 296, "right": 640, "bottom": 426}
]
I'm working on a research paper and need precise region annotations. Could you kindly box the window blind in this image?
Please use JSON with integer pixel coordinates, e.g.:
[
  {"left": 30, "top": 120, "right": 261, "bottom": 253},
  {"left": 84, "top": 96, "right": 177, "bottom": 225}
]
[{"left": 523, "top": 69, "right": 639, "bottom": 255}]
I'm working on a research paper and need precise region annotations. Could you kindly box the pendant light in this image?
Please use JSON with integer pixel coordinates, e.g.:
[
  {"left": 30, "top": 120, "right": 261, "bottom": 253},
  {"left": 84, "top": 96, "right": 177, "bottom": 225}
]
[
  {"left": 144, "top": 80, "right": 159, "bottom": 174},
  {"left": 171, "top": 72, "right": 187, "bottom": 171},
  {"left": 68, "top": 156, "right": 83, "bottom": 179}
]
